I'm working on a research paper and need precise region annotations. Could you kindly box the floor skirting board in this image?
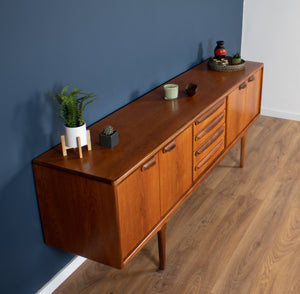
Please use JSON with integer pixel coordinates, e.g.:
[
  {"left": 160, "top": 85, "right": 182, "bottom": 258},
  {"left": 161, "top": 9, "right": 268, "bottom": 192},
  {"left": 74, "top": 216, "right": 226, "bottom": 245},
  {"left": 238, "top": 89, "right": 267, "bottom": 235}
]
[
  {"left": 261, "top": 107, "right": 300, "bottom": 121},
  {"left": 36, "top": 256, "right": 86, "bottom": 294}
]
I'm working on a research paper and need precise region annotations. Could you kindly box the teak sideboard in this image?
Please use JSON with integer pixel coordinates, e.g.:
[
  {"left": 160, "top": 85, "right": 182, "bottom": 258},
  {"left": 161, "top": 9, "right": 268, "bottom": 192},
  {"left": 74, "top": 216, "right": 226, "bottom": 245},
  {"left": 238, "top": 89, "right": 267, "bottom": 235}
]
[{"left": 33, "top": 60, "right": 263, "bottom": 270}]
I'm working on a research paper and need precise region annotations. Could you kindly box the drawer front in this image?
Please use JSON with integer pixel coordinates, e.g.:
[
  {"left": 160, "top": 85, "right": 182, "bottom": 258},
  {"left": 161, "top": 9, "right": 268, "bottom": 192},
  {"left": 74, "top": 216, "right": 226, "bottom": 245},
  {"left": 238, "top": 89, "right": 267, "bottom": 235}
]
[
  {"left": 194, "top": 126, "right": 224, "bottom": 162},
  {"left": 193, "top": 138, "right": 224, "bottom": 181},
  {"left": 193, "top": 99, "right": 225, "bottom": 181},
  {"left": 194, "top": 111, "right": 225, "bottom": 151},
  {"left": 194, "top": 99, "right": 225, "bottom": 137}
]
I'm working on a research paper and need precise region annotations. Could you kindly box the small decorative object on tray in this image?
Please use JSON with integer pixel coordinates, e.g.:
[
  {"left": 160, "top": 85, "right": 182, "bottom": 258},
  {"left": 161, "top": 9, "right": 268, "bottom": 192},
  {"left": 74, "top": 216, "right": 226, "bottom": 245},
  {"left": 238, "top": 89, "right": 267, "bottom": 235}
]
[
  {"left": 209, "top": 40, "right": 245, "bottom": 72},
  {"left": 208, "top": 56, "right": 245, "bottom": 72},
  {"left": 214, "top": 40, "right": 227, "bottom": 59},
  {"left": 99, "top": 125, "right": 119, "bottom": 148},
  {"left": 232, "top": 52, "right": 242, "bottom": 65},
  {"left": 185, "top": 83, "right": 198, "bottom": 96}
]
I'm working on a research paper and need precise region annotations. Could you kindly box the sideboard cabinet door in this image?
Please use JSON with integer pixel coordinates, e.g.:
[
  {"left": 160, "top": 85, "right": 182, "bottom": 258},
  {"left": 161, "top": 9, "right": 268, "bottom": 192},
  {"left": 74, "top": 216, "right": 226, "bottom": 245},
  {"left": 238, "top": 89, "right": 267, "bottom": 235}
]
[
  {"left": 116, "top": 154, "right": 161, "bottom": 260},
  {"left": 247, "top": 69, "right": 262, "bottom": 122},
  {"left": 226, "top": 69, "right": 262, "bottom": 146},
  {"left": 159, "top": 126, "right": 193, "bottom": 216}
]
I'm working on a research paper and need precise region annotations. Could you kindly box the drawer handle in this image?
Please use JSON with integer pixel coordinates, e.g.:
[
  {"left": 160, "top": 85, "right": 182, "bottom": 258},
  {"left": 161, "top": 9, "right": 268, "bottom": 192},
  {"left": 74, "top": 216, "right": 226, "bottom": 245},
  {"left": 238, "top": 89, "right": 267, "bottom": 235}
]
[
  {"left": 248, "top": 75, "right": 255, "bottom": 82},
  {"left": 195, "top": 112, "right": 224, "bottom": 141},
  {"left": 195, "top": 126, "right": 224, "bottom": 156},
  {"left": 239, "top": 82, "right": 247, "bottom": 90},
  {"left": 141, "top": 157, "right": 156, "bottom": 171},
  {"left": 195, "top": 140, "right": 224, "bottom": 171},
  {"left": 163, "top": 140, "right": 176, "bottom": 153},
  {"left": 195, "top": 99, "right": 224, "bottom": 125}
]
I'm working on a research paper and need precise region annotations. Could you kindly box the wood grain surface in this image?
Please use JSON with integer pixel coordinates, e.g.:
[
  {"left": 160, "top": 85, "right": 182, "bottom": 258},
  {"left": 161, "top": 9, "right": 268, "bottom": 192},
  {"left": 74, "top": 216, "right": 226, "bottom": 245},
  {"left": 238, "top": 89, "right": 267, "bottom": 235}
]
[
  {"left": 226, "top": 70, "right": 262, "bottom": 147},
  {"left": 33, "top": 61, "right": 263, "bottom": 185},
  {"left": 159, "top": 126, "right": 193, "bottom": 216},
  {"left": 54, "top": 116, "right": 300, "bottom": 294},
  {"left": 116, "top": 154, "right": 161, "bottom": 260}
]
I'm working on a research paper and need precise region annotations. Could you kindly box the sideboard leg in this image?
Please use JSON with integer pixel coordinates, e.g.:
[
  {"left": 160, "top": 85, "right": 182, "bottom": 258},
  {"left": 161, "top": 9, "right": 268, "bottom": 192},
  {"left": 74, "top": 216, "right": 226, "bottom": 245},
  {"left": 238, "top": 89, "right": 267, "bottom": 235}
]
[
  {"left": 157, "top": 224, "right": 167, "bottom": 270},
  {"left": 240, "top": 133, "right": 247, "bottom": 168}
]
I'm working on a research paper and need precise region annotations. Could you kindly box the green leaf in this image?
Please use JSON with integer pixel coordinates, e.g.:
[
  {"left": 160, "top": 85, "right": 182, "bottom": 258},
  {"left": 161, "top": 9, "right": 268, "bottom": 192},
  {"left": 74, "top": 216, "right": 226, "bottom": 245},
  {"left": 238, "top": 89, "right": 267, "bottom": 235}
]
[
  {"left": 53, "top": 84, "right": 100, "bottom": 127},
  {"left": 60, "top": 84, "right": 70, "bottom": 96}
]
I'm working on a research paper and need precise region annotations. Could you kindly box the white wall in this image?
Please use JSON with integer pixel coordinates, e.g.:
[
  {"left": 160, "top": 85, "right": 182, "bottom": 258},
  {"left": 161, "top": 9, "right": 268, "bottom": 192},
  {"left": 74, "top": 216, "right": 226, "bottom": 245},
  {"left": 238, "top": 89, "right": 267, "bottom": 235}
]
[{"left": 242, "top": 0, "right": 300, "bottom": 121}]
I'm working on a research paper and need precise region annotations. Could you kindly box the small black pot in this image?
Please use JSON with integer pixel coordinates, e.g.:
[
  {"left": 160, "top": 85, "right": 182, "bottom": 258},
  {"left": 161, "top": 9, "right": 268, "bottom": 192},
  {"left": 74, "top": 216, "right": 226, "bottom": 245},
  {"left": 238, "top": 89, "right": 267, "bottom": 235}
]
[
  {"left": 99, "top": 131, "right": 119, "bottom": 148},
  {"left": 185, "top": 83, "right": 198, "bottom": 96}
]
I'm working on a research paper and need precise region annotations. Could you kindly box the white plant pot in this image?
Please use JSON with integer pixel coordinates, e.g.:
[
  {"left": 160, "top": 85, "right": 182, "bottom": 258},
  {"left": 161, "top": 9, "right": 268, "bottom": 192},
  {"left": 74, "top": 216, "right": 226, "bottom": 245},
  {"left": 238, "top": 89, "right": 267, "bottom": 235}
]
[{"left": 64, "top": 123, "right": 87, "bottom": 148}]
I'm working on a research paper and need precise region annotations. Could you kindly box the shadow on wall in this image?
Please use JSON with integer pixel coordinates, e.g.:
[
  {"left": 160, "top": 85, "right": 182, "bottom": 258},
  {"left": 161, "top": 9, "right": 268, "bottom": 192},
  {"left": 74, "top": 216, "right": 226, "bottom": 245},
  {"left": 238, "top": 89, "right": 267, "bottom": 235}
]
[
  {"left": 125, "top": 41, "right": 217, "bottom": 104},
  {"left": 129, "top": 79, "right": 161, "bottom": 103},
  {"left": 189, "top": 40, "right": 215, "bottom": 69},
  {"left": 13, "top": 88, "right": 65, "bottom": 160}
]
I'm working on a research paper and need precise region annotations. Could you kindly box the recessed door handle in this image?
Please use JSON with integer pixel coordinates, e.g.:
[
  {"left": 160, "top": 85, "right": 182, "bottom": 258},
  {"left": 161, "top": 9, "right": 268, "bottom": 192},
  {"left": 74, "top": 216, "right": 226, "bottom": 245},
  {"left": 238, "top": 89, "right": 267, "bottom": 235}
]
[
  {"left": 141, "top": 157, "right": 156, "bottom": 171},
  {"left": 239, "top": 82, "right": 247, "bottom": 90},
  {"left": 248, "top": 75, "right": 255, "bottom": 82},
  {"left": 163, "top": 140, "right": 176, "bottom": 153}
]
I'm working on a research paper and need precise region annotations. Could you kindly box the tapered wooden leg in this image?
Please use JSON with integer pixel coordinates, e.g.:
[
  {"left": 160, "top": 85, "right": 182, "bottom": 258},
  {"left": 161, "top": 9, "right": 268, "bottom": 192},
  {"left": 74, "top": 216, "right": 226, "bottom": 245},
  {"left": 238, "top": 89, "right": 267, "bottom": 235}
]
[
  {"left": 157, "top": 224, "right": 167, "bottom": 270},
  {"left": 240, "top": 133, "right": 247, "bottom": 168},
  {"left": 61, "top": 135, "right": 67, "bottom": 156},
  {"left": 77, "top": 137, "right": 83, "bottom": 158},
  {"left": 87, "top": 130, "right": 92, "bottom": 151}
]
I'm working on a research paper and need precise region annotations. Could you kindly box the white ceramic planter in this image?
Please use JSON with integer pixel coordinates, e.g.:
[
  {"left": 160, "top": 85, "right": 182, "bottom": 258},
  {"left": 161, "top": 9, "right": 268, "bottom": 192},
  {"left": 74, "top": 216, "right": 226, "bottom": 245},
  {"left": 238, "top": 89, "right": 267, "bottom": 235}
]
[{"left": 64, "top": 123, "right": 87, "bottom": 148}]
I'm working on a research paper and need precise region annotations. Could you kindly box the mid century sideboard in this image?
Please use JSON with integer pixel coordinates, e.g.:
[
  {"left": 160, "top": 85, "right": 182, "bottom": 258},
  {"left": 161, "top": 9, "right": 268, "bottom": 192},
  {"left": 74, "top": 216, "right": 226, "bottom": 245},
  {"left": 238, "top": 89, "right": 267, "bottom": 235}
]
[{"left": 33, "top": 60, "right": 263, "bottom": 269}]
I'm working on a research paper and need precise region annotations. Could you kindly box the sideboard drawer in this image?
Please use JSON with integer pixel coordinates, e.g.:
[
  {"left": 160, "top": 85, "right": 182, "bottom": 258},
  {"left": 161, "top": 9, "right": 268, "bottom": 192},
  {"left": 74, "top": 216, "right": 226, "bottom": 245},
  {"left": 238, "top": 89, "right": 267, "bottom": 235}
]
[
  {"left": 194, "top": 99, "right": 225, "bottom": 137},
  {"left": 194, "top": 126, "right": 224, "bottom": 162},
  {"left": 193, "top": 137, "right": 224, "bottom": 181},
  {"left": 194, "top": 111, "right": 225, "bottom": 151},
  {"left": 193, "top": 99, "right": 225, "bottom": 181}
]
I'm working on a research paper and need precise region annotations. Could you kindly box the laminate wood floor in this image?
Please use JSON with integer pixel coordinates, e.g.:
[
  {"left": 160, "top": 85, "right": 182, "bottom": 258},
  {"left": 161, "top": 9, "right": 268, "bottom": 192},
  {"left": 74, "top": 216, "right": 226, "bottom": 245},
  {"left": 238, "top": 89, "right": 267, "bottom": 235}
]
[{"left": 54, "top": 116, "right": 300, "bottom": 294}]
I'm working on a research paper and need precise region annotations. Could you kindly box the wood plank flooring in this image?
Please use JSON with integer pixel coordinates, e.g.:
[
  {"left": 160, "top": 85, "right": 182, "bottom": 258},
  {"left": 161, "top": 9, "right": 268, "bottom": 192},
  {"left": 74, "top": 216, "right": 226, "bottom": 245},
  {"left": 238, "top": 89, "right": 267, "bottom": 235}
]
[{"left": 54, "top": 116, "right": 300, "bottom": 294}]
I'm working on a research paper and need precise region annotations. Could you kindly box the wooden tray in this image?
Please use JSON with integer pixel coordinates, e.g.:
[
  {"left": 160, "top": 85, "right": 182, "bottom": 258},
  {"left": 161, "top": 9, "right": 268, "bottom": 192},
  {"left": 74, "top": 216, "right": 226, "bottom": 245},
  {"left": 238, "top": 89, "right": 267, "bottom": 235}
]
[{"left": 208, "top": 58, "right": 245, "bottom": 72}]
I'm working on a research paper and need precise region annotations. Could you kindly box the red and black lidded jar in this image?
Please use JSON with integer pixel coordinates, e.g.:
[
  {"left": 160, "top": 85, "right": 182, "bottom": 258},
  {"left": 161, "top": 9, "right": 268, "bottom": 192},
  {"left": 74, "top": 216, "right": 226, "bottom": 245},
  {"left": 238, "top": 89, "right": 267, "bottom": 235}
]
[{"left": 214, "top": 40, "right": 227, "bottom": 59}]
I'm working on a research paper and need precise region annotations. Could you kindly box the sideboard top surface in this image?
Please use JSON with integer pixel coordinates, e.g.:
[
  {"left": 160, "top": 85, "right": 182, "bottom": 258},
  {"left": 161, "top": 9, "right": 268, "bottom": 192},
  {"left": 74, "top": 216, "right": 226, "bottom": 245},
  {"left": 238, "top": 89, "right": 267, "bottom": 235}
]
[{"left": 33, "top": 60, "right": 263, "bottom": 184}]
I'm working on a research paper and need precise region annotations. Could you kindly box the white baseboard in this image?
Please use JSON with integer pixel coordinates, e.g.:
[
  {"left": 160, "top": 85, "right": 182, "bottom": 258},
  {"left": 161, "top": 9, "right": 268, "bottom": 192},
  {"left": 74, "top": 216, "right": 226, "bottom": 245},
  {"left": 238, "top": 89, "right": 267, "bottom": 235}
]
[
  {"left": 261, "top": 107, "right": 300, "bottom": 122},
  {"left": 36, "top": 256, "right": 86, "bottom": 294}
]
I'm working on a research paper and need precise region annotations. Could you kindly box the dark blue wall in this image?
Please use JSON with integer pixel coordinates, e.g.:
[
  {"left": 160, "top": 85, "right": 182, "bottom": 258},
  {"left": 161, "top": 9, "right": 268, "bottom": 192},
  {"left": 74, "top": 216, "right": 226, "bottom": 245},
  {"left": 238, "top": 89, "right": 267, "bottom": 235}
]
[{"left": 0, "top": 0, "right": 243, "bottom": 293}]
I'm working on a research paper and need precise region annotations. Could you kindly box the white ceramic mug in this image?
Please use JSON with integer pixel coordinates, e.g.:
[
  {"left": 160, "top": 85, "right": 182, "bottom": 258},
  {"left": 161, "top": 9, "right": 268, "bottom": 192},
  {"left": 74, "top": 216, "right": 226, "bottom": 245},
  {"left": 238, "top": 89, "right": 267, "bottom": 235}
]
[{"left": 164, "top": 84, "right": 179, "bottom": 100}]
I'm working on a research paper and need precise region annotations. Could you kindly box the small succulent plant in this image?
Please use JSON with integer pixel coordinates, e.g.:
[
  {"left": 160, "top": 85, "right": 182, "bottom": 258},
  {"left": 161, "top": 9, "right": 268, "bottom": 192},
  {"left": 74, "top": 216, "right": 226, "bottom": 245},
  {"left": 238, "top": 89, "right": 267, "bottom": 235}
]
[
  {"left": 232, "top": 53, "right": 242, "bottom": 65},
  {"left": 103, "top": 125, "right": 114, "bottom": 136},
  {"left": 100, "top": 125, "right": 118, "bottom": 148}
]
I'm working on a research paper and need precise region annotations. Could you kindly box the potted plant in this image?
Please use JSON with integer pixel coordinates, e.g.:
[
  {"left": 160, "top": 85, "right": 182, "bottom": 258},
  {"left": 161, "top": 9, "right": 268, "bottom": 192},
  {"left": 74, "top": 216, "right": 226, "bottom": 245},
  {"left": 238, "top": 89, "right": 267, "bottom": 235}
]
[
  {"left": 99, "top": 125, "right": 119, "bottom": 148},
  {"left": 232, "top": 53, "right": 242, "bottom": 65},
  {"left": 53, "top": 84, "right": 99, "bottom": 148}
]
